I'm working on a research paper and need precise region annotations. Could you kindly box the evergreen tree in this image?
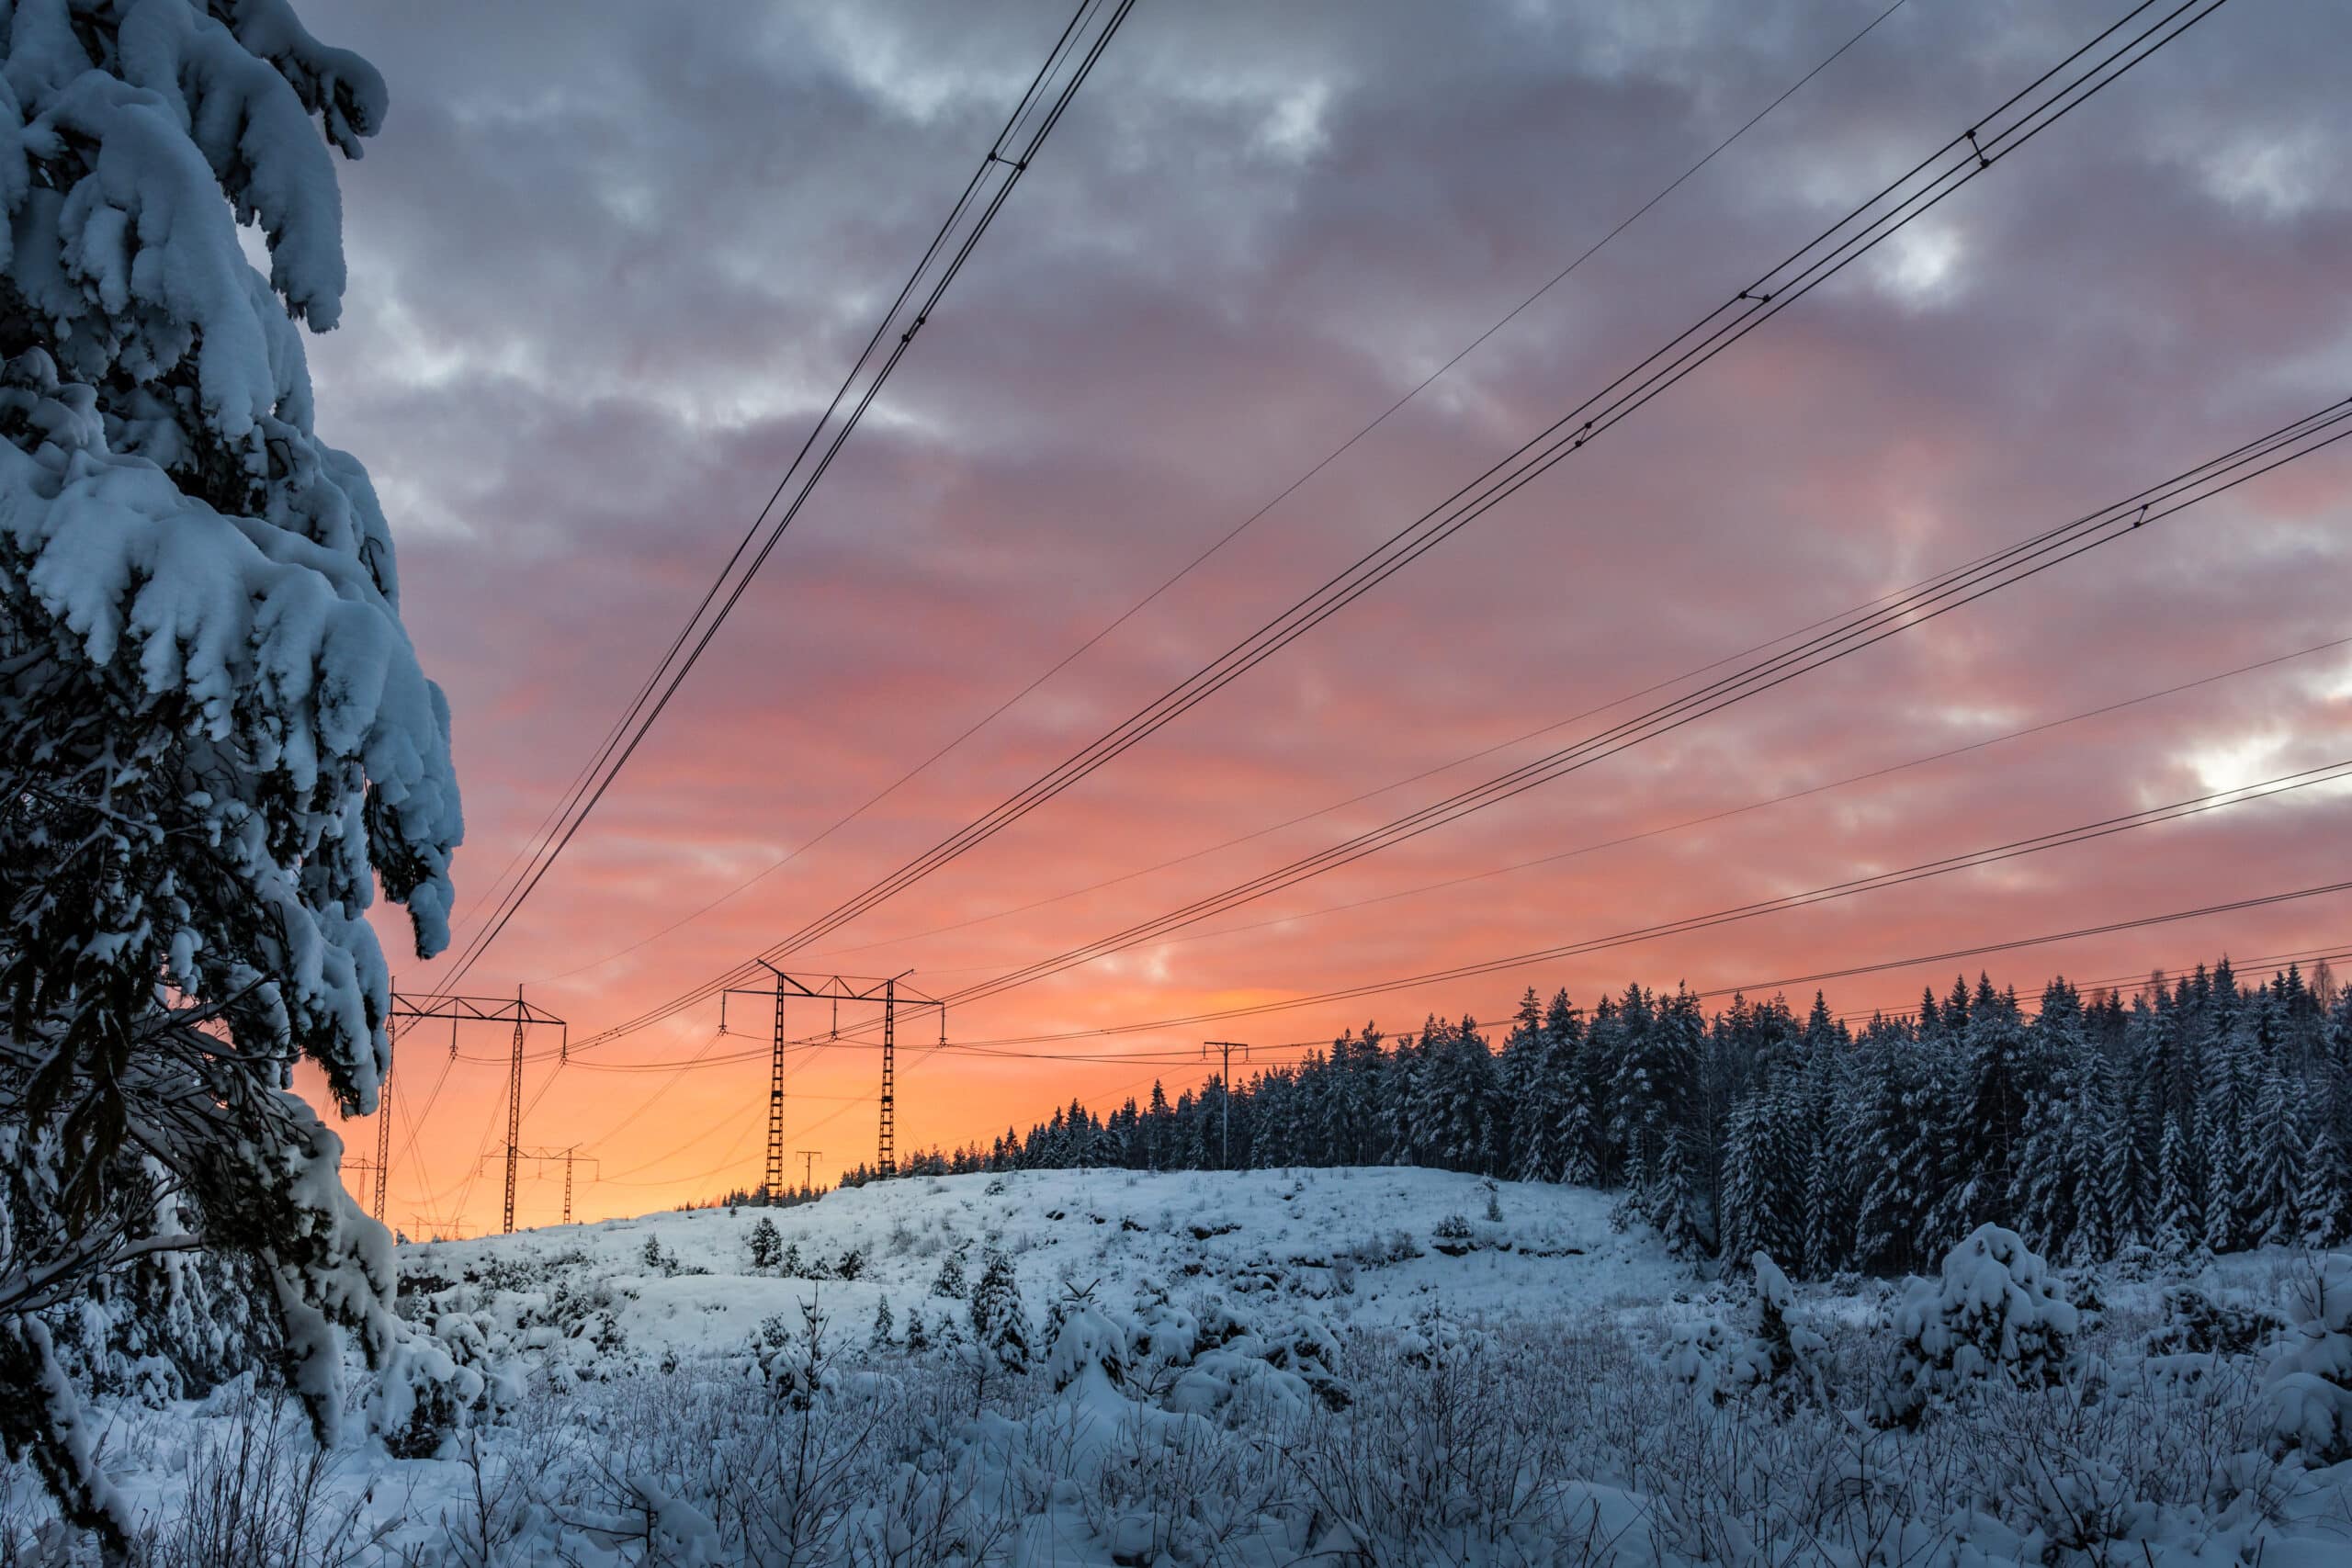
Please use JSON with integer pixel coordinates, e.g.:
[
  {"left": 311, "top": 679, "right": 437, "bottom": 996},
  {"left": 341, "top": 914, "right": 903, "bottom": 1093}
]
[
  {"left": 0, "top": 1, "right": 453, "bottom": 1540},
  {"left": 869, "top": 1297, "right": 896, "bottom": 1353},
  {"left": 1852, "top": 1017, "right": 1935, "bottom": 1275},
  {"left": 931, "top": 1253, "right": 967, "bottom": 1299},
  {"left": 2151, "top": 1114, "right": 2202, "bottom": 1260},
  {"left": 747, "top": 1217, "right": 783, "bottom": 1271},
  {"left": 2301, "top": 1124, "right": 2351, "bottom": 1249},
  {"left": 1930, "top": 977, "right": 2031, "bottom": 1245},
  {"left": 2243, "top": 1056, "right": 2306, "bottom": 1247},
  {"left": 968, "top": 1252, "right": 1031, "bottom": 1373},
  {"left": 1718, "top": 1081, "right": 1804, "bottom": 1270},
  {"left": 2017, "top": 984, "right": 2111, "bottom": 1263}
]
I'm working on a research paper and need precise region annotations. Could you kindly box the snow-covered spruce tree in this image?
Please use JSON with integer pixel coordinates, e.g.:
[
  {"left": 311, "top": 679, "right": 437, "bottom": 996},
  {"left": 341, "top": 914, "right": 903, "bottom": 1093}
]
[
  {"left": 0, "top": 1, "right": 458, "bottom": 1545},
  {"left": 746, "top": 1215, "right": 782, "bottom": 1272},
  {"left": 1876, "top": 1224, "right": 2078, "bottom": 1427},
  {"left": 1044, "top": 1292, "right": 1126, "bottom": 1397},
  {"left": 969, "top": 1251, "right": 1030, "bottom": 1373}
]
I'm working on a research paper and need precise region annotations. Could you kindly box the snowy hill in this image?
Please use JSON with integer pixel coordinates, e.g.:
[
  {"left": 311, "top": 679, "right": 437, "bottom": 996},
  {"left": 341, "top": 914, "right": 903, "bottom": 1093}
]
[
  {"left": 404, "top": 1167, "right": 1679, "bottom": 1358},
  {"left": 24, "top": 1169, "right": 2352, "bottom": 1565}
]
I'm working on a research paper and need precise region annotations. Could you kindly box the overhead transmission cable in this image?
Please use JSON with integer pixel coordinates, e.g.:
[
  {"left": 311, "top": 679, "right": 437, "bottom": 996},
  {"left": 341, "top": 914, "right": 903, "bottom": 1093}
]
[
  {"left": 564, "top": 397, "right": 2352, "bottom": 1080},
  {"left": 430, "top": 0, "right": 1136, "bottom": 993},
  {"left": 536, "top": 0, "right": 1915, "bottom": 986},
  {"left": 892, "top": 794, "right": 2352, "bottom": 1051},
  {"left": 933, "top": 397, "right": 2352, "bottom": 1008},
  {"left": 1061, "top": 627, "right": 2352, "bottom": 962},
  {"left": 573, "top": 0, "right": 2234, "bottom": 1054}
]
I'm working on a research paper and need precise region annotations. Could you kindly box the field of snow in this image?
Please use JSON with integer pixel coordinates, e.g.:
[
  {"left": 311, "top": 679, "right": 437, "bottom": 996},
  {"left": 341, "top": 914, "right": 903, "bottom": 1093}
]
[
  {"left": 19, "top": 1168, "right": 2352, "bottom": 1566},
  {"left": 406, "top": 1166, "right": 1680, "bottom": 1353}
]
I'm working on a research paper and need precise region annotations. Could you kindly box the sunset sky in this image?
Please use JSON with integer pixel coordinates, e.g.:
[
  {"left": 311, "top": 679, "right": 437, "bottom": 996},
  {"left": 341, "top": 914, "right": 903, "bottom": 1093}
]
[{"left": 301, "top": 0, "right": 2352, "bottom": 1236}]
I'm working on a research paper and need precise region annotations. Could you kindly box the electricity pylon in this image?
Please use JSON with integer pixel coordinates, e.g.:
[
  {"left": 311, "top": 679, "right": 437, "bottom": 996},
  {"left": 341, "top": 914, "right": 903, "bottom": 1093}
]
[
  {"left": 388, "top": 987, "right": 567, "bottom": 1234},
  {"left": 477, "top": 1145, "right": 598, "bottom": 1226},
  {"left": 720, "top": 968, "right": 943, "bottom": 1189}
]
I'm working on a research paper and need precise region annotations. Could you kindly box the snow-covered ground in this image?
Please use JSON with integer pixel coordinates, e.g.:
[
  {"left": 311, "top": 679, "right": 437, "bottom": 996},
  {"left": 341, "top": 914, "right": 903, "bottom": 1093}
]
[
  {"left": 23, "top": 1168, "right": 2352, "bottom": 1565},
  {"left": 409, "top": 1166, "right": 1679, "bottom": 1352}
]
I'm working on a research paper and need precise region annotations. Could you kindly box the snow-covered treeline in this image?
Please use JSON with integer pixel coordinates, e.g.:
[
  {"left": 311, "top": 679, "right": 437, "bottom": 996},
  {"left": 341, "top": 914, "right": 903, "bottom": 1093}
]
[{"left": 854, "top": 957, "right": 2352, "bottom": 1277}]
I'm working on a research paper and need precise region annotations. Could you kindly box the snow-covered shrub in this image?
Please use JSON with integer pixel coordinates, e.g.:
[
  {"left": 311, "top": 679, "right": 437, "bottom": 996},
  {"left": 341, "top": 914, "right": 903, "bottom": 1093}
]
[
  {"left": 138, "top": 1380, "right": 379, "bottom": 1568},
  {"left": 1341, "top": 1229, "right": 1422, "bottom": 1268},
  {"left": 867, "top": 1297, "right": 895, "bottom": 1353},
  {"left": 2265, "top": 1252, "right": 2352, "bottom": 1464},
  {"left": 368, "top": 1331, "right": 481, "bottom": 1460},
  {"left": 930, "top": 1252, "right": 967, "bottom": 1299},
  {"left": 1044, "top": 1300, "right": 1128, "bottom": 1396},
  {"left": 2147, "top": 1280, "right": 2284, "bottom": 1359},
  {"left": 1672, "top": 1255, "right": 1826, "bottom": 1411},
  {"left": 1741, "top": 1255, "right": 1827, "bottom": 1406},
  {"left": 1878, "top": 1224, "right": 2077, "bottom": 1427},
  {"left": 42, "top": 1238, "right": 277, "bottom": 1412},
  {"left": 756, "top": 1301, "right": 836, "bottom": 1411},
  {"left": 1667, "top": 1315, "right": 1732, "bottom": 1400},
  {"left": 746, "top": 1216, "right": 782, "bottom": 1271}
]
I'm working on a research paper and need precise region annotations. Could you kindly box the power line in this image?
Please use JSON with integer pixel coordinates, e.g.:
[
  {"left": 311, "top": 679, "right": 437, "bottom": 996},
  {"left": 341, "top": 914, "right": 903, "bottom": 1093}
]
[
  {"left": 572, "top": 0, "right": 2233, "bottom": 1053},
  {"left": 865, "top": 765, "right": 2352, "bottom": 1049},
  {"left": 865, "top": 935, "right": 2352, "bottom": 1071},
  {"left": 552, "top": 606, "right": 2352, "bottom": 1082},
  {"left": 430, "top": 0, "right": 1136, "bottom": 992},
  {"left": 569, "top": 587, "right": 2352, "bottom": 1081},
  {"left": 1103, "top": 629, "right": 2352, "bottom": 963},
  {"left": 535, "top": 0, "right": 1916, "bottom": 987},
  {"left": 937, "top": 398, "right": 2352, "bottom": 1009}
]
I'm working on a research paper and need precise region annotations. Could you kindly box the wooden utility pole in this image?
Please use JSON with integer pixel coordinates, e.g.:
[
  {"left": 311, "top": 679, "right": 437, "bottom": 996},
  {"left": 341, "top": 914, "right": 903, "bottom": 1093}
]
[
  {"left": 1203, "top": 1042, "right": 1250, "bottom": 1169},
  {"left": 796, "top": 1149, "right": 822, "bottom": 1194}
]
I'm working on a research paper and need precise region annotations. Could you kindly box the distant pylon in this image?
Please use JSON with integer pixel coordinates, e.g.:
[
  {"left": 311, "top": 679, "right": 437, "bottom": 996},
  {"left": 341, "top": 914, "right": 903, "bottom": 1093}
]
[
  {"left": 718, "top": 969, "right": 942, "bottom": 1191},
  {"left": 386, "top": 988, "right": 566, "bottom": 1235}
]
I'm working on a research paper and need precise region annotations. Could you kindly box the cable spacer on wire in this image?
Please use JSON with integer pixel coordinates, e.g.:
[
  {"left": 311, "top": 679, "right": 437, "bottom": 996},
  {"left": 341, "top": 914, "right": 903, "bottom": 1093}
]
[{"left": 1966, "top": 129, "right": 1990, "bottom": 170}]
